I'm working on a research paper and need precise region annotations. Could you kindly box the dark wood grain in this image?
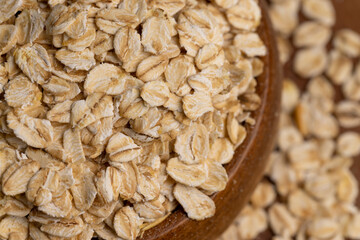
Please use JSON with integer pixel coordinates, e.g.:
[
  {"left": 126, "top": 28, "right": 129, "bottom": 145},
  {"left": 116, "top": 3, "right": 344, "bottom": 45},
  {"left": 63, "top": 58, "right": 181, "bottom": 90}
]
[
  {"left": 256, "top": 0, "right": 360, "bottom": 239},
  {"left": 139, "top": 1, "right": 282, "bottom": 239}
]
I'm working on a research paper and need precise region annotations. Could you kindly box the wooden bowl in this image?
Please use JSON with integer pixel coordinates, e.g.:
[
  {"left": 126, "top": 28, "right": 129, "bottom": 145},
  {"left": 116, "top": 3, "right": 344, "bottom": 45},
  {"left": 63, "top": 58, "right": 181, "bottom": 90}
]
[{"left": 139, "top": 1, "right": 282, "bottom": 239}]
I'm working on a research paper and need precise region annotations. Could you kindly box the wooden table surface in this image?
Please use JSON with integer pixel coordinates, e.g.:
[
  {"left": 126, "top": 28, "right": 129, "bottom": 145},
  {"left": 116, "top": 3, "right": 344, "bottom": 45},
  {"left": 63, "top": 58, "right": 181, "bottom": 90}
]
[{"left": 256, "top": 0, "right": 360, "bottom": 239}]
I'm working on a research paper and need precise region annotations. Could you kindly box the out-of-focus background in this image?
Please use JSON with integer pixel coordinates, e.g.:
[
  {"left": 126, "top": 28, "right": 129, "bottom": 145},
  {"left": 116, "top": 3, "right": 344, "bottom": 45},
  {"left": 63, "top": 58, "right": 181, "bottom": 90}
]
[
  {"left": 280, "top": 0, "right": 360, "bottom": 201},
  {"left": 219, "top": 0, "right": 360, "bottom": 239}
]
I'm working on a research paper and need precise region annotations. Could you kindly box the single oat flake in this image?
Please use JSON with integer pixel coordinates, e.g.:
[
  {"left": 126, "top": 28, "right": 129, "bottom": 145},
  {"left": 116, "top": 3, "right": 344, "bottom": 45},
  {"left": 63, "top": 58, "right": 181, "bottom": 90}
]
[{"left": 0, "top": 0, "right": 265, "bottom": 239}]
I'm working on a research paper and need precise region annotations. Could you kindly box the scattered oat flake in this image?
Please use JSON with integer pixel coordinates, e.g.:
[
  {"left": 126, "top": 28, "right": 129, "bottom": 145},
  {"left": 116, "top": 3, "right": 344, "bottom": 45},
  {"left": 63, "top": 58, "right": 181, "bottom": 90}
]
[
  {"left": 294, "top": 47, "right": 328, "bottom": 78},
  {"left": 293, "top": 21, "right": 331, "bottom": 48},
  {"left": 334, "top": 29, "right": 360, "bottom": 57},
  {"left": 236, "top": 205, "right": 268, "bottom": 239},
  {"left": 336, "top": 132, "right": 360, "bottom": 158},
  {"left": 302, "top": 0, "right": 335, "bottom": 26},
  {"left": 220, "top": 1, "right": 360, "bottom": 240}
]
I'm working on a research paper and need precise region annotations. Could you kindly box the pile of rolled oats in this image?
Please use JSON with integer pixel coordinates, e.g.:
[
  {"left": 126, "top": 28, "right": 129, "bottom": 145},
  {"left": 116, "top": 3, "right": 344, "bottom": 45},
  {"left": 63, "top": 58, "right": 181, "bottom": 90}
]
[
  {"left": 219, "top": 0, "right": 360, "bottom": 239},
  {"left": 0, "top": 0, "right": 266, "bottom": 239}
]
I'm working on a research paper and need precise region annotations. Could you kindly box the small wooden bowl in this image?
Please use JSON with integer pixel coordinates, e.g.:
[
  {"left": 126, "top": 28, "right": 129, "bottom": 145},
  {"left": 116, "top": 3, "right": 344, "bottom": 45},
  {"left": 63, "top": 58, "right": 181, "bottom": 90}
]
[{"left": 140, "top": 1, "right": 282, "bottom": 239}]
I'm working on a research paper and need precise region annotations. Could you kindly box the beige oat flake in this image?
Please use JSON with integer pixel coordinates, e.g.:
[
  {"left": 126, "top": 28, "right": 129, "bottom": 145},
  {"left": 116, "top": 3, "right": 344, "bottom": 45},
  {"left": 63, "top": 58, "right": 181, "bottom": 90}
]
[
  {"left": 294, "top": 47, "right": 328, "bottom": 78},
  {"left": 55, "top": 48, "right": 95, "bottom": 71},
  {"left": 2, "top": 159, "right": 40, "bottom": 196},
  {"left": 226, "top": 0, "right": 261, "bottom": 31},
  {"left": 114, "top": 206, "right": 141, "bottom": 240},
  {"left": 0, "top": 216, "right": 28, "bottom": 240},
  {"left": 302, "top": 0, "right": 335, "bottom": 26},
  {"left": 173, "top": 183, "right": 216, "bottom": 221},
  {"left": 106, "top": 132, "right": 142, "bottom": 163},
  {"left": 236, "top": 205, "right": 267, "bottom": 239},
  {"left": 166, "top": 157, "right": 207, "bottom": 187},
  {"left": 96, "top": 8, "right": 139, "bottom": 35},
  {"left": 7, "top": 110, "right": 54, "bottom": 148},
  {"left": 14, "top": 44, "right": 51, "bottom": 85},
  {"left": 293, "top": 21, "right": 331, "bottom": 48},
  {"left": 0, "top": 25, "right": 18, "bottom": 56},
  {"left": 0, "top": 0, "right": 23, "bottom": 25},
  {"left": 4, "top": 75, "right": 41, "bottom": 108},
  {"left": 141, "top": 81, "right": 170, "bottom": 107},
  {"left": 16, "top": 9, "right": 45, "bottom": 45}
]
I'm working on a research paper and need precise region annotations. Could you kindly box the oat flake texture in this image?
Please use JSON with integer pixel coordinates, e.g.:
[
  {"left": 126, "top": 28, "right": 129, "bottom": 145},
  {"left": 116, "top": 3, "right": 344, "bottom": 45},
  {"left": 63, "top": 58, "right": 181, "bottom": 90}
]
[{"left": 0, "top": 0, "right": 265, "bottom": 239}]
